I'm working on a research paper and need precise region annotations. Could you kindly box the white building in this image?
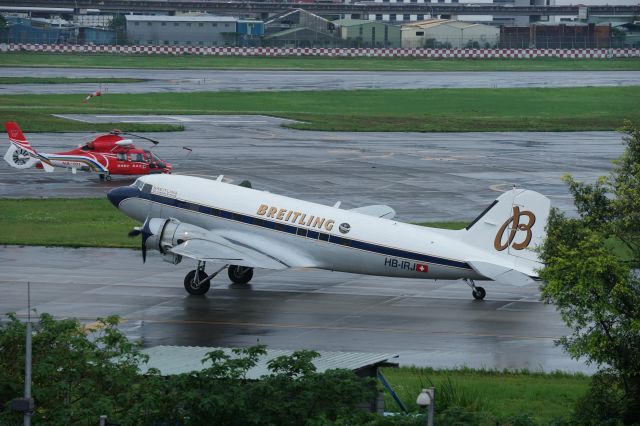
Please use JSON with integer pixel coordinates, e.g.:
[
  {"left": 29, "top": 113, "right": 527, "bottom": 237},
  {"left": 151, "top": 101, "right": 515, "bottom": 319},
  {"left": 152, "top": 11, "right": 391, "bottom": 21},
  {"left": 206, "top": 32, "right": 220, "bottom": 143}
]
[
  {"left": 548, "top": 0, "right": 639, "bottom": 24},
  {"left": 343, "top": 0, "right": 494, "bottom": 23},
  {"left": 125, "top": 15, "right": 237, "bottom": 46},
  {"left": 401, "top": 19, "right": 499, "bottom": 48}
]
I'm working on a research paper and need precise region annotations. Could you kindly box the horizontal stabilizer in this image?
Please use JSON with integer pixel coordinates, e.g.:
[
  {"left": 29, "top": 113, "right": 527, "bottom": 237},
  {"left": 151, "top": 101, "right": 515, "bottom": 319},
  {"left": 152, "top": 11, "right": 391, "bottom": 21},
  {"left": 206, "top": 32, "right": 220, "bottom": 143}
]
[
  {"left": 467, "top": 261, "right": 536, "bottom": 287},
  {"left": 351, "top": 204, "right": 396, "bottom": 219}
]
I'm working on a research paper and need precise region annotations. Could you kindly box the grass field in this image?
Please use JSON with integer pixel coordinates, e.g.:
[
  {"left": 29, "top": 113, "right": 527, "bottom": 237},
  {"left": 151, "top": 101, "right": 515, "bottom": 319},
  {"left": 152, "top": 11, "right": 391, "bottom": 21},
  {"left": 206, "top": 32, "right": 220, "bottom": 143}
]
[
  {"left": 0, "top": 198, "right": 139, "bottom": 248},
  {"left": 381, "top": 367, "right": 590, "bottom": 424},
  {"left": 2, "top": 86, "right": 638, "bottom": 132},
  {"left": 0, "top": 198, "right": 468, "bottom": 248},
  {"left": 0, "top": 77, "right": 145, "bottom": 84},
  {"left": 2, "top": 52, "right": 640, "bottom": 71}
]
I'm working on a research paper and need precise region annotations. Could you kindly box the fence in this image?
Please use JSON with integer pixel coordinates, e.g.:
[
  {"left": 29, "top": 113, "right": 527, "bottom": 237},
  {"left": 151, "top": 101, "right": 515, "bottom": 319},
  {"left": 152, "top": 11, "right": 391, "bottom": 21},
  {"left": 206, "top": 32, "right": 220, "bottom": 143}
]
[{"left": 2, "top": 43, "right": 640, "bottom": 58}]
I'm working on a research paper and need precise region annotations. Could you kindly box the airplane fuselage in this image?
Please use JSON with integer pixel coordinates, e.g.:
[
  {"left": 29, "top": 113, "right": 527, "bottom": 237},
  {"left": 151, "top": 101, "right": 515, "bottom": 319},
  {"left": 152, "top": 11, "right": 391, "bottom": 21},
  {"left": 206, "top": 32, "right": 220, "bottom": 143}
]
[{"left": 110, "top": 174, "right": 496, "bottom": 281}]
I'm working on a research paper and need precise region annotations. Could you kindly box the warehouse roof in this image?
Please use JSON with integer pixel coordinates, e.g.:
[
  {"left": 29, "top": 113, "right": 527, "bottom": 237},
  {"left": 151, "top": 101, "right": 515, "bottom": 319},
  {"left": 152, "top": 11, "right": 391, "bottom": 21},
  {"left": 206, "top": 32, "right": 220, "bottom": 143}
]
[
  {"left": 401, "top": 18, "right": 451, "bottom": 29},
  {"left": 125, "top": 15, "right": 237, "bottom": 23},
  {"left": 401, "top": 19, "right": 493, "bottom": 31},
  {"left": 332, "top": 18, "right": 382, "bottom": 27},
  {"left": 138, "top": 346, "right": 398, "bottom": 378}
]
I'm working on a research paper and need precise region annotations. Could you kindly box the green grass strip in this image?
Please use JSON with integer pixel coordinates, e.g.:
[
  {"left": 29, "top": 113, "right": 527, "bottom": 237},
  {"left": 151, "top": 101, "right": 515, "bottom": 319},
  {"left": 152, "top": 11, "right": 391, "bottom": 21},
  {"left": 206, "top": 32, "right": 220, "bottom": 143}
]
[
  {"left": 382, "top": 367, "right": 589, "bottom": 424},
  {"left": 0, "top": 198, "right": 469, "bottom": 248},
  {"left": 2, "top": 52, "right": 640, "bottom": 71},
  {"left": 0, "top": 198, "right": 138, "bottom": 248},
  {"left": 0, "top": 77, "right": 146, "bottom": 84},
  {"left": 2, "top": 86, "right": 638, "bottom": 132}
]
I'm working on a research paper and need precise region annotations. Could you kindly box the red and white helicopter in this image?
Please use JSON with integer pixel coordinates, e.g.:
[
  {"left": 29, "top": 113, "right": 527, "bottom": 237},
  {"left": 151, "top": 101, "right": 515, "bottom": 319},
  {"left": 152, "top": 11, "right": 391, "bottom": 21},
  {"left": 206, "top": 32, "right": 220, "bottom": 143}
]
[{"left": 3, "top": 122, "right": 172, "bottom": 180}]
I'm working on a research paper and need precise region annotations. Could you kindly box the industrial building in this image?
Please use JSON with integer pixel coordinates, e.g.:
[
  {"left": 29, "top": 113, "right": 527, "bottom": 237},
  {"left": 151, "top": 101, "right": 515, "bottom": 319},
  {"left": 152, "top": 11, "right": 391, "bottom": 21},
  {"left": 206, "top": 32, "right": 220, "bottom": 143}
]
[
  {"left": 401, "top": 19, "right": 499, "bottom": 48},
  {"left": 264, "top": 9, "right": 340, "bottom": 47},
  {"left": 333, "top": 18, "right": 401, "bottom": 48},
  {"left": 347, "top": 0, "right": 493, "bottom": 23},
  {"left": 125, "top": 15, "right": 264, "bottom": 47},
  {"left": 499, "top": 23, "right": 613, "bottom": 48}
]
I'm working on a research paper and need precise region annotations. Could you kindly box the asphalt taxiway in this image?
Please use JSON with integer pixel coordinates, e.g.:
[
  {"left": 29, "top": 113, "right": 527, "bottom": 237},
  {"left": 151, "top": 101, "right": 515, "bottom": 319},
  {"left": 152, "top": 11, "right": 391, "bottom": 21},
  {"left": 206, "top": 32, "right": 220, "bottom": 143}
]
[
  {"left": 1, "top": 68, "right": 639, "bottom": 94},
  {"left": 0, "top": 246, "right": 592, "bottom": 372},
  {"left": 0, "top": 114, "right": 624, "bottom": 222}
]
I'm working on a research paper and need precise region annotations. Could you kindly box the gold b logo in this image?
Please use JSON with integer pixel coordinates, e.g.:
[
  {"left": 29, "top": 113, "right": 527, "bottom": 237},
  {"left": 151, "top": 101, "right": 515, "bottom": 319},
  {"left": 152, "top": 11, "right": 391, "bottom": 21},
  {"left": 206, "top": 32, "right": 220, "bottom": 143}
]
[{"left": 494, "top": 206, "right": 536, "bottom": 251}]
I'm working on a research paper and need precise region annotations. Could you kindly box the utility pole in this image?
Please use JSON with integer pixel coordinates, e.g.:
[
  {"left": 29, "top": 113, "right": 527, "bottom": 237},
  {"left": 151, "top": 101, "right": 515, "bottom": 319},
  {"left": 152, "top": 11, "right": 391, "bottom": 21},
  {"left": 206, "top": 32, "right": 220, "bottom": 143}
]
[
  {"left": 11, "top": 282, "right": 35, "bottom": 423},
  {"left": 24, "top": 282, "right": 33, "bottom": 426}
]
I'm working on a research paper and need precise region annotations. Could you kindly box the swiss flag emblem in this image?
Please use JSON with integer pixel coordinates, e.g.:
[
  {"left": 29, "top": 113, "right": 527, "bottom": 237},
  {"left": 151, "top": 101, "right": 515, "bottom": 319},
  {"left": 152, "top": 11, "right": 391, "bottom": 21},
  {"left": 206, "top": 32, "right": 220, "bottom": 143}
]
[{"left": 416, "top": 263, "right": 428, "bottom": 273}]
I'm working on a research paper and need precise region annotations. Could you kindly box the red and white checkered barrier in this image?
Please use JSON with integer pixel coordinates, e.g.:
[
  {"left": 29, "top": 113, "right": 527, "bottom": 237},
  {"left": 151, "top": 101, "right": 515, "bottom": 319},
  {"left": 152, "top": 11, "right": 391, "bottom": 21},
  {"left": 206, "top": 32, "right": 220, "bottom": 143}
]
[{"left": 2, "top": 43, "right": 639, "bottom": 58}]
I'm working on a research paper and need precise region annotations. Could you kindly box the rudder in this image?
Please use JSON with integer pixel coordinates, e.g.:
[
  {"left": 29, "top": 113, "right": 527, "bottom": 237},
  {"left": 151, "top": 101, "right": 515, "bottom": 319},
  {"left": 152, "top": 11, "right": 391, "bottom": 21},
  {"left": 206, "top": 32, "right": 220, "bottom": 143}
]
[{"left": 463, "top": 188, "right": 550, "bottom": 273}]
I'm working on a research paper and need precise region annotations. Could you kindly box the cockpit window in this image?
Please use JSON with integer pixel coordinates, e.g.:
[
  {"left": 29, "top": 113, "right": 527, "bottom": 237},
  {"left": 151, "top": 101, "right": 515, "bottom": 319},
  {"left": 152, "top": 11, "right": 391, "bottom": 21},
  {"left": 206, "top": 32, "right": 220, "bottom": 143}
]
[
  {"left": 141, "top": 183, "right": 153, "bottom": 194},
  {"left": 133, "top": 179, "right": 145, "bottom": 190}
]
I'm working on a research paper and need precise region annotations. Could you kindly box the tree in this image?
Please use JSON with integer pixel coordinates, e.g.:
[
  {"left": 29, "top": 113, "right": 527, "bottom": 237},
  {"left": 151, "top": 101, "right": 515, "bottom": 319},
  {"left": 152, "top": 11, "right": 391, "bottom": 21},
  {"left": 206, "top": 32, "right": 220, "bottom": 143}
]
[
  {"left": 1, "top": 313, "right": 376, "bottom": 424},
  {"left": 0, "top": 313, "right": 148, "bottom": 424},
  {"left": 539, "top": 120, "right": 640, "bottom": 424},
  {"left": 109, "top": 14, "right": 128, "bottom": 45}
]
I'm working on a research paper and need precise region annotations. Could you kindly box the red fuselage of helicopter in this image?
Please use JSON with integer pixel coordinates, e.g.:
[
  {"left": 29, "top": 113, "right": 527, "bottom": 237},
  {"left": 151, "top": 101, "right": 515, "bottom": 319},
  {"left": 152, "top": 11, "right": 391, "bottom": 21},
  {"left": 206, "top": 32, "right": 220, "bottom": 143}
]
[{"left": 34, "top": 133, "right": 172, "bottom": 176}]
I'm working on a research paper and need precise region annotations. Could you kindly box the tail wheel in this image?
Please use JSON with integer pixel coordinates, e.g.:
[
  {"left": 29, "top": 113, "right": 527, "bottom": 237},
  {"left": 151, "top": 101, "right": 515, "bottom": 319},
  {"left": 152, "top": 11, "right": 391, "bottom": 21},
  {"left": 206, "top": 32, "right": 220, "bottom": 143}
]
[
  {"left": 228, "top": 265, "right": 253, "bottom": 285},
  {"left": 184, "top": 270, "right": 210, "bottom": 295},
  {"left": 472, "top": 286, "right": 486, "bottom": 300}
]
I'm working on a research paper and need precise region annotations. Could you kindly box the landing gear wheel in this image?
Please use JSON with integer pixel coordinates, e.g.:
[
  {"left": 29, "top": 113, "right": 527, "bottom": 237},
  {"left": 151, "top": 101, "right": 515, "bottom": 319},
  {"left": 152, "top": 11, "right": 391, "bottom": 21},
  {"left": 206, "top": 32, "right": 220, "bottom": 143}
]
[
  {"left": 105, "top": 175, "right": 112, "bottom": 181},
  {"left": 184, "top": 269, "right": 210, "bottom": 295},
  {"left": 99, "top": 174, "right": 105, "bottom": 181},
  {"left": 228, "top": 265, "right": 253, "bottom": 285},
  {"left": 472, "top": 286, "right": 486, "bottom": 300}
]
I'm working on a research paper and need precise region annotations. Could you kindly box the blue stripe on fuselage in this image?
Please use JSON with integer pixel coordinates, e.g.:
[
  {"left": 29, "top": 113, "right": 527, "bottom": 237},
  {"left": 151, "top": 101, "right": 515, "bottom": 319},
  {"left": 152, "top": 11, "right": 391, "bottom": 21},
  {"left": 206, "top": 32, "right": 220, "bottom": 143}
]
[{"left": 110, "top": 187, "right": 471, "bottom": 271}]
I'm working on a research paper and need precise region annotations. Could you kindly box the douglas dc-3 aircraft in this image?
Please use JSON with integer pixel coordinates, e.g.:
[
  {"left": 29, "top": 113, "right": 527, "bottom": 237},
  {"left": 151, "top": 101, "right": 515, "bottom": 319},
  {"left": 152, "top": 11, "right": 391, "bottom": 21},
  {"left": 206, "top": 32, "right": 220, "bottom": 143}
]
[
  {"left": 3, "top": 122, "right": 171, "bottom": 180},
  {"left": 107, "top": 174, "right": 550, "bottom": 300}
]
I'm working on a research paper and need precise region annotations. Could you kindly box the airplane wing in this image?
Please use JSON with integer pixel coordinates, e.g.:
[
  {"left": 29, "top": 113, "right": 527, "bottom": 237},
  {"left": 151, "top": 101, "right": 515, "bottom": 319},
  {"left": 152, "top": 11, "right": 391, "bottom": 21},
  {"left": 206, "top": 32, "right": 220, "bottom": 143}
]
[
  {"left": 169, "top": 238, "right": 289, "bottom": 270},
  {"left": 350, "top": 204, "right": 396, "bottom": 219}
]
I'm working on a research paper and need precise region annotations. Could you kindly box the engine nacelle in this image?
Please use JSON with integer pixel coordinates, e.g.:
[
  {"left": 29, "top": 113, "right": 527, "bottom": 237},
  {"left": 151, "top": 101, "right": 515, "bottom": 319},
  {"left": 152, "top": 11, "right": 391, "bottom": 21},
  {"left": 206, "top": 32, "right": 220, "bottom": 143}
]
[{"left": 144, "top": 217, "right": 210, "bottom": 256}]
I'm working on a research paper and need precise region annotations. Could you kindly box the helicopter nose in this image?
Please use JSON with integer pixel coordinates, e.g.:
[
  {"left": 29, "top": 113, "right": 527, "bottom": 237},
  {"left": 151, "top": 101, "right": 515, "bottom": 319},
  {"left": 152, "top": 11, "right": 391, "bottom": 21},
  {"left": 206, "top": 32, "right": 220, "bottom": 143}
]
[{"left": 107, "top": 186, "right": 140, "bottom": 208}]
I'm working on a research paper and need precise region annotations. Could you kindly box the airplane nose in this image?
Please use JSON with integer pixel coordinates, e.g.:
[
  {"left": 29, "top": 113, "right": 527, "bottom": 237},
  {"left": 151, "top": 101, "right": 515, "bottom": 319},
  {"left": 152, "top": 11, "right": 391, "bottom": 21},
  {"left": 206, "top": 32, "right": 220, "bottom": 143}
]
[{"left": 107, "top": 186, "right": 140, "bottom": 208}]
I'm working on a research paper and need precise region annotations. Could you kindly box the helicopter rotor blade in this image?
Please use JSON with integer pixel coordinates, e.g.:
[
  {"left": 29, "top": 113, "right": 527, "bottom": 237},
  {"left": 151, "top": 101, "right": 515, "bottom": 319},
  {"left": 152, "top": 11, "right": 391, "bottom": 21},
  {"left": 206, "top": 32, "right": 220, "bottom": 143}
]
[{"left": 119, "top": 132, "right": 160, "bottom": 146}]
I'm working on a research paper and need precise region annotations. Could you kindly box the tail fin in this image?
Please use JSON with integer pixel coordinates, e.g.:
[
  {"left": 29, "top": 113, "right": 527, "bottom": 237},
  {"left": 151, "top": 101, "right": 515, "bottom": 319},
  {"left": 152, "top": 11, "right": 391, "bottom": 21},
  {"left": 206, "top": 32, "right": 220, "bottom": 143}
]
[
  {"left": 5, "top": 122, "right": 37, "bottom": 154},
  {"left": 462, "top": 188, "right": 550, "bottom": 284},
  {"left": 3, "top": 122, "right": 54, "bottom": 171}
]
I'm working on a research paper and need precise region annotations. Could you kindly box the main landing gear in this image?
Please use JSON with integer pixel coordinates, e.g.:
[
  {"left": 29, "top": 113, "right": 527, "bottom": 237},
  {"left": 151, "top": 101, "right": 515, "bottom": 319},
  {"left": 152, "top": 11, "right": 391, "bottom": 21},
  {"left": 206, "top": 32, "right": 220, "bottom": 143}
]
[
  {"left": 228, "top": 265, "right": 254, "bottom": 285},
  {"left": 183, "top": 261, "right": 254, "bottom": 295},
  {"left": 99, "top": 174, "right": 112, "bottom": 181},
  {"left": 464, "top": 279, "right": 486, "bottom": 301}
]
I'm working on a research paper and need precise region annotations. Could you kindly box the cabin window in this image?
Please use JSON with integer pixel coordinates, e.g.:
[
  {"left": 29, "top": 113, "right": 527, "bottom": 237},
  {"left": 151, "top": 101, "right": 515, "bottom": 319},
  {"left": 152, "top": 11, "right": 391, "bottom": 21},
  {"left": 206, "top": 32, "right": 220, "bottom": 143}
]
[
  {"left": 116, "top": 152, "right": 127, "bottom": 161},
  {"left": 134, "top": 153, "right": 144, "bottom": 162}
]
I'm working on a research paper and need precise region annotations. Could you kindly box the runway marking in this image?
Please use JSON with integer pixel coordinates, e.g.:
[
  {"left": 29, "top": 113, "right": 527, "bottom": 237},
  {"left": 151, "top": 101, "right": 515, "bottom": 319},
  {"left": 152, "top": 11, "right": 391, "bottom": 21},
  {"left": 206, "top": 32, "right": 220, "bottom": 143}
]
[{"left": 52, "top": 114, "right": 93, "bottom": 123}]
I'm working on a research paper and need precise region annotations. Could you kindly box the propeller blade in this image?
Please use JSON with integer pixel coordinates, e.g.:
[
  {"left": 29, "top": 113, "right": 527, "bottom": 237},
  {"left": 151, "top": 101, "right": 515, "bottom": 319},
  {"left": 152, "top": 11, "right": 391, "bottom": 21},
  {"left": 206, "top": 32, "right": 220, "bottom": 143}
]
[
  {"left": 128, "top": 228, "right": 141, "bottom": 238},
  {"left": 140, "top": 216, "right": 152, "bottom": 264}
]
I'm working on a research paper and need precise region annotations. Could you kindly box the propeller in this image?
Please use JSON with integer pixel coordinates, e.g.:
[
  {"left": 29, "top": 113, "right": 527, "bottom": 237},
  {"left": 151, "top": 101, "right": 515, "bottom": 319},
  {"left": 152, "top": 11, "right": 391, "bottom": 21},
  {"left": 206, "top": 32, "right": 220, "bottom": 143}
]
[{"left": 128, "top": 216, "right": 153, "bottom": 263}]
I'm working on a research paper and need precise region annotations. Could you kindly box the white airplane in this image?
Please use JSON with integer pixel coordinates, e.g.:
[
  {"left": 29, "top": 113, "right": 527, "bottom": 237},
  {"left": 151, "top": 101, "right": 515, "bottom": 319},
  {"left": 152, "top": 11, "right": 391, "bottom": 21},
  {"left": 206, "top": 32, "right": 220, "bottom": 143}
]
[{"left": 107, "top": 174, "right": 550, "bottom": 300}]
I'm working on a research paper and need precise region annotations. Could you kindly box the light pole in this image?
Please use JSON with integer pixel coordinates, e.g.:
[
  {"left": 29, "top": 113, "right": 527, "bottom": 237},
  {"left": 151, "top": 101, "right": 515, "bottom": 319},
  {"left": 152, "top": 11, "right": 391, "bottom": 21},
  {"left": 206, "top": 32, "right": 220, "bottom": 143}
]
[{"left": 416, "top": 388, "right": 434, "bottom": 426}]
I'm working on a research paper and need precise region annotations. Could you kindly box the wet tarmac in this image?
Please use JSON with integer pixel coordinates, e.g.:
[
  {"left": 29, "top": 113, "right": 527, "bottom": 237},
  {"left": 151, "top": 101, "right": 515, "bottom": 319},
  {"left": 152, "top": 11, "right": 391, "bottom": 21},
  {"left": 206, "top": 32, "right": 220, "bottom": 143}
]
[
  {"left": 1, "top": 68, "right": 639, "bottom": 94},
  {"left": 0, "top": 114, "right": 624, "bottom": 222},
  {"left": 0, "top": 246, "right": 593, "bottom": 372}
]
